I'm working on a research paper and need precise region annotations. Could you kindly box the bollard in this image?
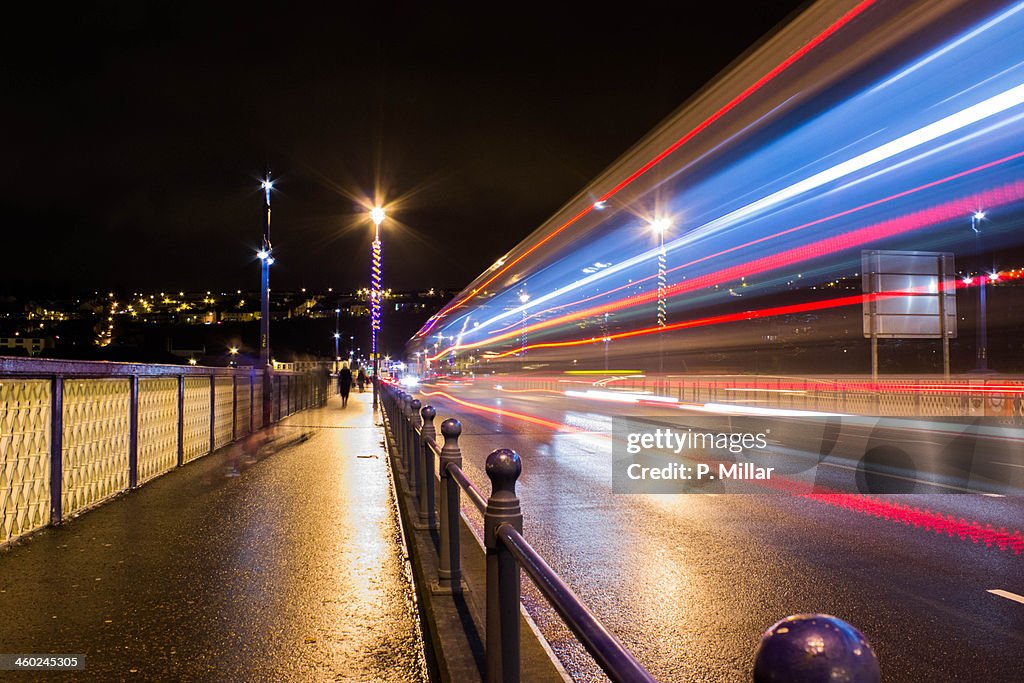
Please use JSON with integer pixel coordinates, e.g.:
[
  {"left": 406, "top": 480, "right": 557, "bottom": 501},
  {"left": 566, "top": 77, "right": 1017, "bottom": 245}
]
[
  {"left": 754, "top": 614, "right": 880, "bottom": 683},
  {"left": 485, "top": 448, "right": 523, "bottom": 683},
  {"left": 410, "top": 398, "right": 423, "bottom": 507},
  {"left": 402, "top": 393, "right": 414, "bottom": 483},
  {"left": 437, "top": 418, "right": 462, "bottom": 591},
  {"left": 398, "top": 391, "right": 409, "bottom": 471},
  {"left": 418, "top": 404, "right": 436, "bottom": 528}
]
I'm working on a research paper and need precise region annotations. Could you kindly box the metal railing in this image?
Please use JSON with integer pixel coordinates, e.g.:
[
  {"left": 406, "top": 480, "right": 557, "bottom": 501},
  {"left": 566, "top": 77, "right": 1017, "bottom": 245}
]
[
  {"left": 380, "top": 380, "right": 882, "bottom": 683},
  {"left": 0, "top": 357, "right": 332, "bottom": 545}
]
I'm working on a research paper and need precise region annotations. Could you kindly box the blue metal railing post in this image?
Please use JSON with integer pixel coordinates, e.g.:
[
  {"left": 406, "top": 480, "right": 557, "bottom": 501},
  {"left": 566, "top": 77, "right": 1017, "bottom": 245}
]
[
  {"left": 485, "top": 448, "right": 523, "bottom": 683},
  {"left": 402, "top": 393, "right": 414, "bottom": 482},
  {"left": 177, "top": 375, "right": 185, "bottom": 467},
  {"left": 437, "top": 418, "right": 462, "bottom": 591},
  {"left": 409, "top": 398, "right": 423, "bottom": 509},
  {"left": 128, "top": 374, "right": 139, "bottom": 488},
  {"left": 419, "top": 405, "right": 436, "bottom": 529},
  {"left": 49, "top": 375, "right": 64, "bottom": 525}
]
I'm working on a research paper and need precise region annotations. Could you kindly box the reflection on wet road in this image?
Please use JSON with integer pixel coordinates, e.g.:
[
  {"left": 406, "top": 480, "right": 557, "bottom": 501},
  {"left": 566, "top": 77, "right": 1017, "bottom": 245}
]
[{"left": 421, "top": 384, "right": 1024, "bottom": 682}]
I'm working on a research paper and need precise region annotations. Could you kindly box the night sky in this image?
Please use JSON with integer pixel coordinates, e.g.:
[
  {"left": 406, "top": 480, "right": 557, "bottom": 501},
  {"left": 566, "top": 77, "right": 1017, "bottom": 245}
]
[{"left": 2, "top": 1, "right": 807, "bottom": 296}]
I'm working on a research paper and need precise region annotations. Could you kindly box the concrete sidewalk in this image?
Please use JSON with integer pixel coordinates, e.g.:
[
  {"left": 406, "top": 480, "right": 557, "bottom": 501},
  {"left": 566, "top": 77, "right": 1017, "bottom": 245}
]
[{"left": 0, "top": 391, "right": 428, "bottom": 682}]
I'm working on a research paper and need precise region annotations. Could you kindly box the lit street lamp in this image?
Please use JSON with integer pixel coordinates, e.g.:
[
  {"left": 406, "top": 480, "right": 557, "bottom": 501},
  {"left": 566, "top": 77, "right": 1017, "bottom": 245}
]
[
  {"left": 258, "top": 169, "right": 275, "bottom": 368},
  {"left": 971, "top": 210, "right": 989, "bottom": 371},
  {"left": 334, "top": 307, "right": 341, "bottom": 368},
  {"left": 370, "top": 206, "right": 386, "bottom": 410},
  {"left": 518, "top": 290, "right": 529, "bottom": 357},
  {"left": 650, "top": 217, "right": 671, "bottom": 373}
]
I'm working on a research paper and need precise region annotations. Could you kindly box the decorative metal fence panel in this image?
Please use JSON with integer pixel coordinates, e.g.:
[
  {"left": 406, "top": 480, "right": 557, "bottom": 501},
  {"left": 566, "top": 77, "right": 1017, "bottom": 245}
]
[
  {"left": 235, "top": 375, "right": 251, "bottom": 437},
  {"left": 62, "top": 379, "right": 130, "bottom": 517},
  {"left": 138, "top": 378, "right": 179, "bottom": 484},
  {"left": 182, "top": 377, "right": 211, "bottom": 463},
  {"left": 0, "top": 358, "right": 326, "bottom": 545},
  {"left": 213, "top": 376, "right": 234, "bottom": 449},
  {"left": 0, "top": 380, "right": 51, "bottom": 543}
]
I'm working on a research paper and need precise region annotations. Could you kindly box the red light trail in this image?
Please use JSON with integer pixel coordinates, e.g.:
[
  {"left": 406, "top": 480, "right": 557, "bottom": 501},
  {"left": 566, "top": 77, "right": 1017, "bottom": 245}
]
[
  {"left": 417, "top": 0, "right": 879, "bottom": 339},
  {"left": 429, "top": 180, "right": 1024, "bottom": 362}
]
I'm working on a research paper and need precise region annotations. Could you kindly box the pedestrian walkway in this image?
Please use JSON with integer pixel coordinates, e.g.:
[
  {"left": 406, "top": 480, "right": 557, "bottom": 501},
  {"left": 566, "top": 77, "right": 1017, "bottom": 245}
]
[{"left": 0, "top": 391, "right": 428, "bottom": 682}]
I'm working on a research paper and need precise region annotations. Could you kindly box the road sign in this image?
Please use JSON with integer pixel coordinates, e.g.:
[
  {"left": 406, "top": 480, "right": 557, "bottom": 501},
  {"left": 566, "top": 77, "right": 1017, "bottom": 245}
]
[{"left": 861, "top": 250, "right": 956, "bottom": 378}]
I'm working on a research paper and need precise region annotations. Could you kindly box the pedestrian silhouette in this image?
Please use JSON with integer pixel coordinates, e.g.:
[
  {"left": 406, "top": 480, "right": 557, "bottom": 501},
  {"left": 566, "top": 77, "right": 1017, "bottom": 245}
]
[
  {"left": 357, "top": 366, "right": 367, "bottom": 393},
  {"left": 338, "top": 361, "right": 353, "bottom": 408}
]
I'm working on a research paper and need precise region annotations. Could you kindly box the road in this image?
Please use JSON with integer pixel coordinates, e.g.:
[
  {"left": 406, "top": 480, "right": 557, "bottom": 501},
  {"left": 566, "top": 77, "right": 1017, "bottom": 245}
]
[{"left": 416, "top": 381, "right": 1024, "bottom": 682}]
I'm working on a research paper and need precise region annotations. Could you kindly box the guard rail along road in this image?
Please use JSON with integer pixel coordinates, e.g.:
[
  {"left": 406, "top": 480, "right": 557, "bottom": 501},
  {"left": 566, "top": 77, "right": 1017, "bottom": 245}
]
[
  {"left": 379, "top": 380, "right": 884, "bottom": 683},
  {"left": 0, "top": 357, "right": 331, "bottom": 546}
]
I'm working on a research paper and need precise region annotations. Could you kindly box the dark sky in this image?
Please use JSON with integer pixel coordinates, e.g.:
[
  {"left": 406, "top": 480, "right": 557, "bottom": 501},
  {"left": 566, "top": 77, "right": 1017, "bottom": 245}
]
[{"left": 2, "top": 1, "right": 807, "bottom": 296}]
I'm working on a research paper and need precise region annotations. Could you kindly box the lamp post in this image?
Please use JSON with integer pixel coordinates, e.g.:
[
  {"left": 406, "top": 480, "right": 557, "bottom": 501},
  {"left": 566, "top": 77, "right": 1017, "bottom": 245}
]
[
  {"left": 370, "top": 206, "right": 386, "bottom": 410},
  {"left": 334, "top": 307, "right": 341, "bottom": 370},
  {"left": 650, "top": 218, "right": 671, "bottom": 374},
  {"left": 258, "top": 169, "right": 275, "bottom": 368},
  {"left": 971, "top": 210, "right": 989, "bottom": 371},
  {"left": 518, "top": 290, "right": 529, "bottom": 357}
]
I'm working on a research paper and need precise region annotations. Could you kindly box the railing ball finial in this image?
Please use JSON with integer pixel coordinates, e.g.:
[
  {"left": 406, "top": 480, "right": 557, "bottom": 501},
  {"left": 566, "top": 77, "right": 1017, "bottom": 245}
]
[
  {"left": 441, "top": 417, "right": 461, "bottom": 443},
  {"left": 485, "top": 448, "right": 521, "bottom": 496},
  {"left": 421, "top": 405, "right": 437, "bottom": 441},
  {"left": 754, "top": 614, "right": 880, "bottom": 683}
]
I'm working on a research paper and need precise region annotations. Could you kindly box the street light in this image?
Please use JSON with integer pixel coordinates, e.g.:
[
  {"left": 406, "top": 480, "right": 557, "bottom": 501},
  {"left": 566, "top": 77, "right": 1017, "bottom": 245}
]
[
  {"left": 334, "top": 307, "right": 341, "bottom": 367},
  {"left": 258, "top": 169, "right": 274, "bottom": 368},
  {"left": 228, "top": 346, "right": 239, "bottom": 367},
  {"left": 370, "top": 206, "right": 386, "bottom": 410},
  {"left": 518, "top": 290, "right": 530, "bottom": 357},
  {"left": 650, "top": 217, "right": 671, "bottom": 373},
  {"left": 971, "top": 210, "right": 989, "bottom": 371}
]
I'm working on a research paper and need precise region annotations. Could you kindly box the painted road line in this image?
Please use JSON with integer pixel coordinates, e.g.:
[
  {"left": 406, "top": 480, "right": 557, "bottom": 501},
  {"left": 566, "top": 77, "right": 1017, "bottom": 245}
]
[
  {"left": 989, "top": 461, "right": 1024, "bottom": 469},
  {"left": 987, "top": 589, "right": 1024, "bottom": 605},
  {"left": 819, "top": 458, "right": 1003, "bottom": 497}
]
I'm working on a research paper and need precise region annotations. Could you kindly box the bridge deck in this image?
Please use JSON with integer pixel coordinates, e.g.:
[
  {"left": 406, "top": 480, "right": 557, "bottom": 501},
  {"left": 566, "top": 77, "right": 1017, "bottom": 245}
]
[{"left": 0, "top": 391, "right": 428, "bottom": 681}]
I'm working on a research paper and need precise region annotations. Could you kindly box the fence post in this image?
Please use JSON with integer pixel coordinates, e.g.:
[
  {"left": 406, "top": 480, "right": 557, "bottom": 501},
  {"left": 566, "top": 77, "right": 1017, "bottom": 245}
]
[
  {"left": 754, "top": 614, "right": 880, "bottom": 682},
  {"left": 177, "top": 375, "right": 185, "bottom": 467},
  {"left": 232, "top": 374, "right": 238, "bottom": 441},
  {"left": 485, "top": 448, "right": 523, "bottom": 683},
  {"left": 409, "top": 398, "right": 423, "bottom": 509},
  {"left": 420, "top": 405, "right": 436, "bottom": 529},
  {"left": 128, "top": 374, "right": 139, "bottom": 488},
  {"left": 402, "top": 393, "right": 414, "bottom": 480},
  {"left": 249, "top": 369, "right": 255, "bottom": 434},
  {"left": 437, "top": 418, "right": 462, "bottom": 592},
  {"left": 209, "top": 374, "right": 216, "bottom": 453},
  {"left": 49, "top": 375, "right": 64, "bottom": 525}
]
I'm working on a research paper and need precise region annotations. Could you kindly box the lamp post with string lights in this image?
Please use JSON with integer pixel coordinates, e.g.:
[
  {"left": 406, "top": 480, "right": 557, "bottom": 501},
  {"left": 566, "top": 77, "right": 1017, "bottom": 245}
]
[{"left": 370, "top": 206, "right": 386, "bottom": 409}]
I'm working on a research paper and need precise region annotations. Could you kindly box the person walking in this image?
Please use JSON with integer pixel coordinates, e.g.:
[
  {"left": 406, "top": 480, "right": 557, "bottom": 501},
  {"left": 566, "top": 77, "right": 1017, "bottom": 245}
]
[
  {"left": 357, "top": 366, "right": 367, "bottom": 393},
  {"left": 338, "top": 361, "right": 353, "bottom": 408}
]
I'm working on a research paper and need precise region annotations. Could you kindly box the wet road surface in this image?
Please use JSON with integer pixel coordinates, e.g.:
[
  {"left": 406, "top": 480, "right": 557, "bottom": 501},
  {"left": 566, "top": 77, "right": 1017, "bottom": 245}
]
[
  {"left": 418, "top": 383, "right": 1024, "bottom": 682},
  {"left": 0, "top": 392, "right": 428, "bottom": 682}
]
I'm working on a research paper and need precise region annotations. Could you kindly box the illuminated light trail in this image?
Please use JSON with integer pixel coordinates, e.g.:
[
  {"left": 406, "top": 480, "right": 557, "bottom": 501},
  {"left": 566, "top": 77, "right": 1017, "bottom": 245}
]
[
  {"left": 495, "top": 386, "right": 566, "bottom": 396},
  {"left": 804, "top": 494, "right": 1024, "bottom": 555},
  {"left": 417, "top": 0, "right": 878, "bottom": 339},
  {"left": 428, "top": 182, "right": 1024, "bottom": 362},
  {"left": 445, "top": 81, "right": 1024, "bottom": 346},
  {"left": 486, "top": 149, "right": 1024, "bottom": 338},
  {"left": 484, "top": 259, "right": 1020, "bottom": 360},
  {"left": 418, "top": 390, "right": 576, "bottom": 431}
]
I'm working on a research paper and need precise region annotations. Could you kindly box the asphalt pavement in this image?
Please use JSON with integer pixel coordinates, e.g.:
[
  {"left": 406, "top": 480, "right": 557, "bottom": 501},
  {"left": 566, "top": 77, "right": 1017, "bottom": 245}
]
[
  {"left": 417, "top": 382, "right": 1024, "bottom": 682},
  {"left": 0, "top": 392, "right": 428, "bottom": 682}
]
